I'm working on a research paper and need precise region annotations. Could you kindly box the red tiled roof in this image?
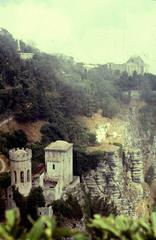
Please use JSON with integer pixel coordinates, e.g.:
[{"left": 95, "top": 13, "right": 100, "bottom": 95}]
[
  {"left": 44, "top": 179, "right": 57, "bottom": 188},
  {"left": 32, "top": 163, "right": 45, "bottom": 176}
]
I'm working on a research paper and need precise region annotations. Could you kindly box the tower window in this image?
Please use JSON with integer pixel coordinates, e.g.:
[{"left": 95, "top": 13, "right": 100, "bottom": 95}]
[
  {"left": 53, "top": 164, "right": 55, "bottom": 170},
  {"left": 14, "top": 171, "right": 17, "bottom": 183},
  {"left": 27, "top": 170, "right": 30, "bottom": 182},
  {"left": 20, "top": 171, "right": 24, "bottom": 183}
]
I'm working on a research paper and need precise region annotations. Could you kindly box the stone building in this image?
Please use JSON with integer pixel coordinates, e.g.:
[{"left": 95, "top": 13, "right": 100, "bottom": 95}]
[
  {"left": 17, "top": 40, "right": 34, "bottom": 60},
  {"left": 45, "top": 141, "right": 73, "bottom": 187},
  {"left": 107, "top": 56, "right": 149, "bottom": 75},
  {"left": 9, "top": 148, "right": 32, "bottom": 197},
  {"left": 6, "top": 140, "right": 80, "bottom": 214}
]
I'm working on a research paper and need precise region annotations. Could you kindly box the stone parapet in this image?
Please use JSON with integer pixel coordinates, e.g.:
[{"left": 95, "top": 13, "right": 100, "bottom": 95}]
[{"left": 9, "top": 148, "right": 32, "bottom": 161}]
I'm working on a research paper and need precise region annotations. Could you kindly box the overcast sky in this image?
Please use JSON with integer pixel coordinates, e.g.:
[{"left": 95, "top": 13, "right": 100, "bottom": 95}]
[{"left": 0, "top": 0, "right": 156, "bottom": 73}]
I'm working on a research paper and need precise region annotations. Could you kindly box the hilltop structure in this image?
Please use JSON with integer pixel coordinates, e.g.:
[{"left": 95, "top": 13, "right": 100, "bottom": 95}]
[
  {"left": 107, "top": 56, "right": 149, "bottom": 75},
  {"left": 6, "top": 140, "right": 80, "bottom": 215},
  {"left": 17, "top": 40, "right": 34, "bottom": 60}
]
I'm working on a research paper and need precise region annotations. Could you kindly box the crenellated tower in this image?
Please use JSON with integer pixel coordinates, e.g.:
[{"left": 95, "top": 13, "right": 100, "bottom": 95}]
[{"left": 9, "top": 148, "right": 32, "bottom": 196}]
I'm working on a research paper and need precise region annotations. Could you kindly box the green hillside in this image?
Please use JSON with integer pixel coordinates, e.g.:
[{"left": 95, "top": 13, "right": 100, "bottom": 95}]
[{"left": 1, "top": 29, "right": 156, "bottom": 159}]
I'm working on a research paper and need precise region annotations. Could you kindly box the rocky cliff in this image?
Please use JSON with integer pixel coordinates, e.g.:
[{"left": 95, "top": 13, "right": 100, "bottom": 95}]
[{"left": 79, "top": 96, "right": 152, "bottom": 217}]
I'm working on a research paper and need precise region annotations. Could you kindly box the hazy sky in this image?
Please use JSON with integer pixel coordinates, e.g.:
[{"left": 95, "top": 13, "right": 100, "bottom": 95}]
[{"left": 0, "top": 0, "right": 156, "bottom": 73}]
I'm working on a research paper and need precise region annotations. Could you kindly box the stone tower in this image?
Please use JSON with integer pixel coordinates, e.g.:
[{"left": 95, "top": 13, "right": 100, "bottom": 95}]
[
  {"left": 45, "top": 140, "right": 73, "bottom": 188},
  {"left": 17, "top": 39, "right": 21, "bottom": 53},
  {"left": 9, "top": 148, "right": 32, "bottom": 196}
]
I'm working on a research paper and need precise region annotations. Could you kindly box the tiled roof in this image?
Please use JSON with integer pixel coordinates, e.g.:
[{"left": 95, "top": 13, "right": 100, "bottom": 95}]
[{"left": 32, "top": 163, "right": 45, "bottom": 176}]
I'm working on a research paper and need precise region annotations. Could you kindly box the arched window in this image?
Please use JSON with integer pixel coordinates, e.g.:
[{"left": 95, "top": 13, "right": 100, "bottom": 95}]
[
  {"left": 27, "top": 170, "right": 30, "bottom": 182},
  {"left": 20, "top": 171, "right": 24, "bottom": 183},
  {"left": 53, "top": 164, "right": 55, "bottom": 170},
  {"left": 14, "top": 171, "right": 17, "bottom": 183}
]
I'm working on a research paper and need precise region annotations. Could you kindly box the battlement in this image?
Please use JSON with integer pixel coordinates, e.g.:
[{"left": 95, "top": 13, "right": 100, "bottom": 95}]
[{"left": 9, "top": 148, "right": 32, "bottom": 161}]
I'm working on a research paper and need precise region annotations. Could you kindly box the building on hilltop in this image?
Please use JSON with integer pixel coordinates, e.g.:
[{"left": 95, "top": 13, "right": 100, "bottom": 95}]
[
  {"left": 6, "top": 140, "right": 80, "bottom": 215},
  {"left": 107, "top": 56, "right": 149, "bottom": 75},
  {"left": 17, "top": 40, "right": 34, "bottom": 60}
]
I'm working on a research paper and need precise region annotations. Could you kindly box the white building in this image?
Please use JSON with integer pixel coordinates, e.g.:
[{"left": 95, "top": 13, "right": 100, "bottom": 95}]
[
  {"left": 7, "top": 140, "right": 80, "bottom": 213},
  {"left": 17, "top": 40, "right": 34, "bottom": 60},
  {"left": 107, "top": 56, "right": 149, "bottom": 75},
  {"left": 45, "top": 140, "right": 73, "bottom": 187},
  {"left": 9, "top": 148, "right": 32, "bottom": 196}
]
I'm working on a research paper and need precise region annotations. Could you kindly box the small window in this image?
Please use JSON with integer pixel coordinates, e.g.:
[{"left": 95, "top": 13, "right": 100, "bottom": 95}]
[
  {"left": 20, "top": 171, "right": 24, "bottom": 183},
  {"left": 53, "top": 164, "right": 55, "bottom": 170},
  {"left": 14, "top": 171, "right": 17, "bottom": 183},
  {"left": 27, "top": 170, "right": 30, "bottom": 182}
]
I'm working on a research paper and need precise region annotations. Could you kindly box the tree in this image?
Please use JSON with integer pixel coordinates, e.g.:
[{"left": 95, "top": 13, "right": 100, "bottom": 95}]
[
  {"left": 52, "top": 194, "right": 83, "bottom": 220},
  {"left": 13, "top": 187, "right": 45, "bottom": 228},
  {"left": 27, "top": 187, "right": 45, "bottom": 220},
  {"left": 0, "top": 172, "right": 11, "bottom": 188}
]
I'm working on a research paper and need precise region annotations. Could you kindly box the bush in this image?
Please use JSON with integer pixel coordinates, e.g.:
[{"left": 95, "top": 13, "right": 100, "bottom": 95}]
[
  {"left": 0, "top": 172, "right": 11, "bottom": 188},
  {"left": 2, "top": 209, "right": 156, "bottom": 239},
  {"left": 52, "top": 194, "right": 83, "bottom": 220},
  {"left": 0, "top": 130, "right": 28, "bottom": 155},
  {"left": 13, "top": 187, "right": 45, "bottom": 228}
]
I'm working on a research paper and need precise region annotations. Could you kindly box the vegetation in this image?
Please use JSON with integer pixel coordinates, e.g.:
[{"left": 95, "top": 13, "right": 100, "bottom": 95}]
[
  {"left": 27, "top": 142, "right": 45, "bottom": 171},
  {"left": 0, "top": 29, "right": 122, "bottom": 147},
  {"left": 1, "top": 29, "right": 156, "bottom": 142},
  {"left": 0, "top": 130, "right": 28, "bottom": 155},
  {"left": 84, "top": 195, "right": 117, "bottom": 220},
  {"left": 13, "top": 187, "right": 45, "bottom": 228},
  {"left": 0, "top": 172, "right": 10, "bottom": 189},
  {"left": 73, "top": 148, "right": 102, "bottom": 176},
  {"left": 52, "top": 194, "right": 83, "bottom": 220},
  {"left": 1, "top": 29, "right": 156, "bottom": 163},
  {"left": 2, "top": 31, "right": 156, "bottom": 239},
  {"left": 2, "top": 209, "right": 156, "bottom": 239}
]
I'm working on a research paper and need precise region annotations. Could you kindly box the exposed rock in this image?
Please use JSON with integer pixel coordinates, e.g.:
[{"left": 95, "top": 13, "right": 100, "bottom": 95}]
[{"left": 82, "top": 102, "right": 151, "bottom": 217}]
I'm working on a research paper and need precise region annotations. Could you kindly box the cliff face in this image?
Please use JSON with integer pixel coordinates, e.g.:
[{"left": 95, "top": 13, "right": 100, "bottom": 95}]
[
  {"left": 83, "top": 148, "right": 149, "bottom": 217},
  {"left": 80, "top": 98, "right": 152, "bottom": 217}
]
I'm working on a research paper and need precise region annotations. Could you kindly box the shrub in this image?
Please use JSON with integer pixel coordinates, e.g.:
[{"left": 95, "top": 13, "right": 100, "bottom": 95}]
[
  {"left": 2, "top": 209, "right": 156, "bottom": 239},
  {"left": 52, "top": 194, "right": 83, "bottom": 220}
]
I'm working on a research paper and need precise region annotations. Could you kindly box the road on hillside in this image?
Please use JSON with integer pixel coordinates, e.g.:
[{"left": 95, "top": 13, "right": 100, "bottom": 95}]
[{"left": 0, "top": 116, "right": 14, "bottom": 128}]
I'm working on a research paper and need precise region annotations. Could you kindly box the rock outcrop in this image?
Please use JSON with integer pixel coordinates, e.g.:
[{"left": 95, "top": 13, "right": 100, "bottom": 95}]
[{"left": 81, "top": 99, "right": 151, "bottom": 218}]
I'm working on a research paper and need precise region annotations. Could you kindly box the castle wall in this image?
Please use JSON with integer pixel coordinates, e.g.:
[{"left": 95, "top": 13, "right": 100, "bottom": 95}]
[
  {"left": 43, "top": 182, "right": 61, "bottom": 204},
  {"left": 46, "top": 154, "right": 63, "bottom": 190},
  {"left": 38, "top": 206, "right": 53, "bottom": 217},
  {"left": 32, "top": 172, "right": 44, "bottom": 188}
]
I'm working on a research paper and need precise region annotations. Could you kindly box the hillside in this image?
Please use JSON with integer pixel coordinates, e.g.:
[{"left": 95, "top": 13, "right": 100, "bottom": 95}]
[
  {"left": 0, "top": 117, "right": 46, "bottom": 143},
  {"left": 0, "top": 29, "right": 124, "bottom": 149},
  {"left": 1, "top": 29, "right": 156, "bottom": 218},
  {"left": 0, "top": 29, "right": 156, "bottom": 161}
]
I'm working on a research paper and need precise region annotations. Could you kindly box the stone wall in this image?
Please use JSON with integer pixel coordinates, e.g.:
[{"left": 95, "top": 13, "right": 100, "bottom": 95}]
[{"left": 38, "top": 206, "right": 53, "bottom": 217}]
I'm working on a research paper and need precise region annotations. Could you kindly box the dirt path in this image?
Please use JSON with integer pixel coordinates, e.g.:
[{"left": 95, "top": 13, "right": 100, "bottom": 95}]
[{"left": 0, "top": 116, "right": 14, "bottom": 128}]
